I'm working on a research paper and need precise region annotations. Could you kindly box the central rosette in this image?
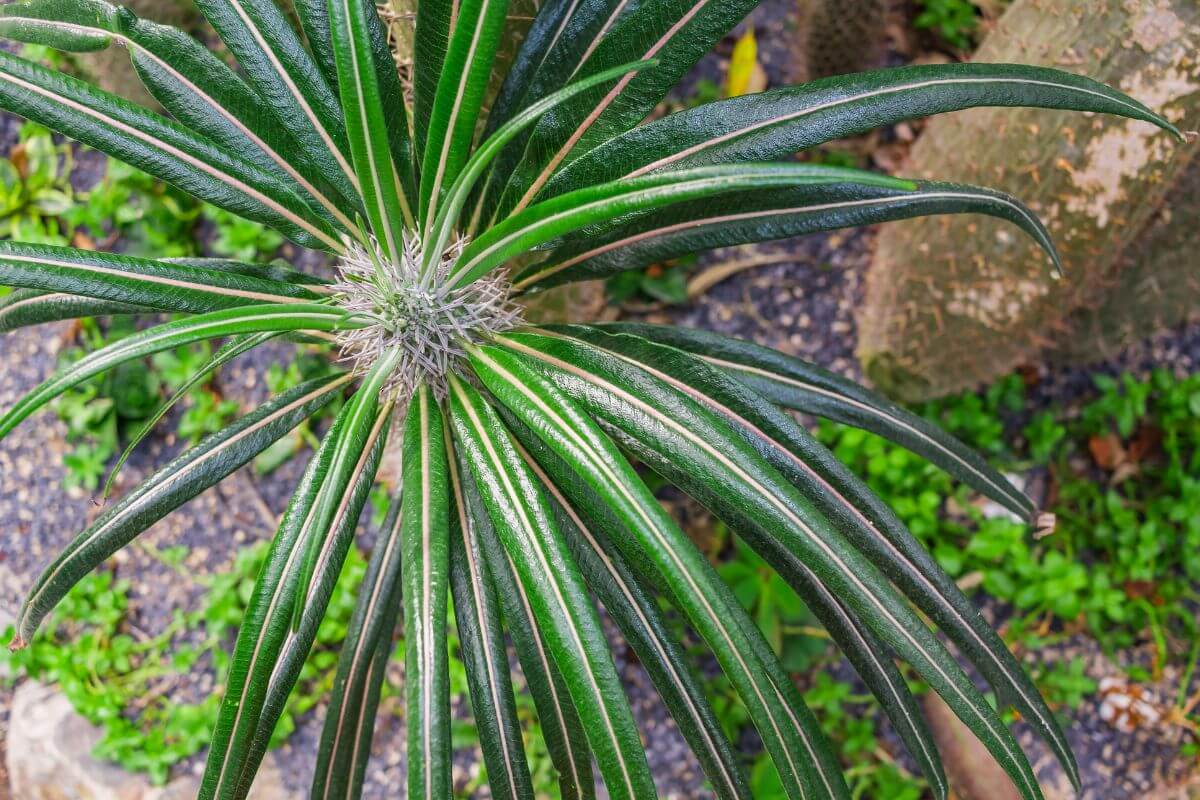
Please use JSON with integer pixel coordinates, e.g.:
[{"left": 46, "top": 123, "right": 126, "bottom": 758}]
[{"left": 331, "top": 232, "right": 522, "bottom": 401}]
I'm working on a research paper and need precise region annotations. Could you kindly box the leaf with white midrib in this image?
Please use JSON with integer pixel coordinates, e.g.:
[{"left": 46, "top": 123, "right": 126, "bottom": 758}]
[
  {"left": 497, "top": 330, "right": 1045, "bottom": 800},
  {"left": 11, "top": 374, "right": 348, "bottom": 649},
  {"left": 235, "top": 402, "right": 392, "bottom": 800},
  {"left": 202, "top": 365, "right": 392, "bottom": 800},
  {"left": 329, "top": 0, "right": 412, "bottom": 255},
  {"left": 567, "top": 324, "right": 1073, "bottom": 789},
  {"left": 511, "top": 432, "right": 751, "bottom": 800},
  {"left": 450, "top": 163, "right": 913, "bottom": 288},
  {"left": 596, "top": 322, "right": 1036, "bottom": 519},
  {"left": 0, "top": 0, "right": 358, "bottom": 230},
  {"left": 418, "top": 0, "right": 510, "bottom": 229},
  {"left": 464, "top": 469, "right": 595, "bottom": 800},
  {"left": 0, "top": 49, "right": 343, "bottom": 250},
  {"left": 447, "top": 429, "right": 535, "bottom": 800},
  {"left": 515, "top": 181, "right": 1062, "bottom": 291},
  {"left": 0, "top": 303, "right": 352, "bottom": 442},
  {"left": 545, "top": 62, "right": 1184, "bottom": 198},
  {"left": 469, "top": 344, "right": 846, "bottom": 800},
  {"left": 311, "top": 488, "right": 405, "bottom": 800},
  {"left": 448, "top": 376, "right": 656, "bottom": 800},
  {"left": 192, "top": 0, "right": 362, "bottom": 202},
  {"left": 401, "top": 384, "right": 453, "bottom": 800},
  {"left": 0, "top": 290, "right": 146, "bottom": 332},
  {"left": 0, "top": 240, "right": 324, "bottom": 313}
]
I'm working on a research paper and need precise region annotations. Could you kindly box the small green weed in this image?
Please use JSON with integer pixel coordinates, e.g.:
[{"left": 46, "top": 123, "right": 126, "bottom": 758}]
[
  {"left": 0, "top": 121, "right": 75, "bottom": 245},
  {"left": 1, "top": 542, "right": 377, "bottom": 784},
  {"left": 819, "top": 367, "right": 1200, "bottom": 666},
  {"left": 202, "top": 205, "right": 284, "bottom": 262},
  {"left": 913, "top": 0, "right": 981, "bottom": 50}
]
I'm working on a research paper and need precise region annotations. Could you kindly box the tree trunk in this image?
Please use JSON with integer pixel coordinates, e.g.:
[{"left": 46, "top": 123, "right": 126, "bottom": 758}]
[{"left": 856, "top": 0, "right": 1199, "bottom": 401}]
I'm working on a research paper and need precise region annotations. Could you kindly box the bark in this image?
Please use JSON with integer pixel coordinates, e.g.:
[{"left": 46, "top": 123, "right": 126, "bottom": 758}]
[{"left": 857, "top": 0, "right": 1199, "bottom": 401}]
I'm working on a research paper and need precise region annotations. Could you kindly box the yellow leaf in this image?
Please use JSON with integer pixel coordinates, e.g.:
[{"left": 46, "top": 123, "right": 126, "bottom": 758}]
[{"left": 725, "top": 28, "right": 759, "bottom": 98}]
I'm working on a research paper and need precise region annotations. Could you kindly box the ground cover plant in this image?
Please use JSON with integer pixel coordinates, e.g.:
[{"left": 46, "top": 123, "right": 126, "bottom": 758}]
[{"left": 0, "top": 1, "right": 1183, "bottom": 798}]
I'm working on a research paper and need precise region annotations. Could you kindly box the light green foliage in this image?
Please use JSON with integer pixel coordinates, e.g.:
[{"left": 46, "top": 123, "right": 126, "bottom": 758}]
[
  {"left": 253, "top": 352, "right": 345, "bottom": 474},
  {"left": 818, "top": 368, "right": 1200, "bottom": 659},
  {"left": 0, "top": 542, "right": 375, "bottom": 783},
  {"left": 202, "top": 205, "right": 284, "bottom": 262},
  {"left": 0, "top": 121, "right": 74, "bottom": 244},
  {"left": 717, "top": 532, "right": 826, "bottom": 672},
  {"left": 65, "top": 159, "right": 201, "bottom": 258},
  {"left": 52, "top": 322, "right": 233, "bottom": 491},
  {"left": 914, "top": 0, "right": 982, "bottom": 50}
]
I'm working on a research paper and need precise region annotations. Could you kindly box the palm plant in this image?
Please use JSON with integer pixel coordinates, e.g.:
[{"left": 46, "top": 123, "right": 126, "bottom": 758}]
[{"left": 0, "top": 0, "right": 1181, "bottom": 797}]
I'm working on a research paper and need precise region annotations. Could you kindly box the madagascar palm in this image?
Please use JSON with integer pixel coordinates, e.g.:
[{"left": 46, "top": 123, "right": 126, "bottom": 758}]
[{"left": 0, "top": 0, "right": 1181, "bottom": 797}]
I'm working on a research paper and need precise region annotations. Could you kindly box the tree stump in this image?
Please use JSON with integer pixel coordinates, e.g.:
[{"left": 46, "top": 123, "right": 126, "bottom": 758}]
[{"left": 856, "top": 0, "right": 1198, "bottom": 401}]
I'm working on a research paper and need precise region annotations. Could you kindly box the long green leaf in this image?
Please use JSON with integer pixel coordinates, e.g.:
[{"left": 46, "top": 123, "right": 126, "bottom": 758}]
[
  {"left": 0, "top": 240, "right": 325, "bottom": 313},
  {"left": 545, "top": 61, "right": 1183, "bottom": 197},
  {"left": 597, "top": 322, "right": 1036, "bottom": 520},
  {"left": 191, "top": 0, "right": 362, "bottom": 207},
  {"left": 161, "top": 256, "right": 333, "bottom": 287},
  {"left": 198, "top": 395, "right": 350, "bottom": 800},
  {"left": 291, "top": 0, "right": 339, "bottom": 95},
  {"left": 515, "top": 180, "right": 1062, "bottom": 291},
  {"left": 449, "top": 164, "right": 914, "bottom": 288},
  {"left": 447, "top": 430, "right": 535, "bottom": 800},
  {"left": 329, "top": 0, "right": 414, "bottom": 253},
  {"left": 527, "top": 336, "right": 947, "bottom": 796},
  {"left": 510, "top": 427, "right": 752, "bottom": 800},
  {"left": 0, "top": 303, "right": 353, "bottom": 441},
  {"left": 423, "top": 58, "right": 657, "bottom": 272},
  {"left": 460, "top": 457, "right": 595, "bottom": 800},
  {"left": 447, "top": 375, "right": 656, "bottom": 800},
  {"left": 468, "top": 0, "right": 632, "bottom": 229},
  {"left": 200, "top": 370, "right": 391, "bottom": 800},
  {"left": 418, "top": 0, "right": 510, "bottom": 228},
  {"left": 234, "top": 399, "right": 391, "bottom": 800},
  {"left": 0, "top": 49, "right": 343, "bottom": 250},
  {"left": 411, "top": 0, "right": 454, "bottom": 161},
  {"left": 487, "top": 0, "right": 759, "bottom": 220},
  {"left": 498, "top": 330, "right": 1046, "bottom": 800},
  {"left": 481, "top": 0, "right": 625, "bottom": 136},
  {"left": 400, "top": 383, "right": 452, "bottom": 800},
  {"left": 9, "top": 374, "right": 348, "bottom": 648},
  {"left": 0, "top": 0, "right": 358, "bottom": 231},
  {"left": 0, "top": 289, "right": 145, "bottom": 332},
  {"left": 568, "top": 324, "right": 1077, "bottom": 788},
  {"left": 469, "top": 343, "right": 847, "bottom": 800},
  {"left": 311, "top": 490, "right": 405, "bottom": 800}
]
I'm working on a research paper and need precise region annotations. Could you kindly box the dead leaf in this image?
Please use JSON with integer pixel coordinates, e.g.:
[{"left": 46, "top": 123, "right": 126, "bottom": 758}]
[
  {"left": 10, "top": 143, "right": 27, "bottom": 178},
  {"left": 71, "top": 230, "right": 96, "bottom": 250},
  {"left": 1088, "top": 433, "right": 1126, "bottom": 471},
  {"left": 724, "top": 28, "right": 762, "bottom": 98}
]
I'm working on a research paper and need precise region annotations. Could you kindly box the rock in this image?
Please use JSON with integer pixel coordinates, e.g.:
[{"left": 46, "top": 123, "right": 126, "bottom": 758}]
[
  {"left": 7, "top": 681, "right": 299, "bottom": 800},
  {"left": 922, "top": 691, "right": 1023, "bottom": 800}
]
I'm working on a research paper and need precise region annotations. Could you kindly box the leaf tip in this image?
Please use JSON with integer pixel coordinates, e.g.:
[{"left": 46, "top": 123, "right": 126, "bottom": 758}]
[{"left": 8, "top": 633, "right": 27, "bottom": 652}]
